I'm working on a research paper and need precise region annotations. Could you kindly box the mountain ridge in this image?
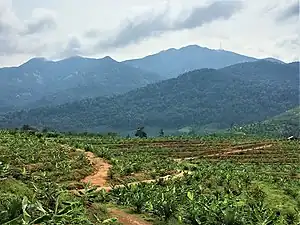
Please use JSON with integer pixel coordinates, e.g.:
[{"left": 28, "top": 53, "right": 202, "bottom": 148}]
[
  {"left": 0, "top": 56, "right": 162, "bottom": 111},
  {"left": 123, "top": 45, "right": 259, "bottom": 77},
  {"left": 0, "top": 45, "right": 294, "bottom": 114},
  {"left": 1, "top": 60, "right": 298, "bottom": 132}
]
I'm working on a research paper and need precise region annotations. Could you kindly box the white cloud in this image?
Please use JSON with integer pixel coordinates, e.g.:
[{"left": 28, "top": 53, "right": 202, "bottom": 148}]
[
  {"left": 21, "top": 8, "right": 57, "bottom": 35},
  {"left": 87, "top": 1, "right": 243, "bottom": 52},
  {"left": 276, "top": 1, "right": 299, "bottom": 21},
  {"left": 0, "top": 0, "right": 299, "bottom": 66},
  {"left": 56, "top": 36, "right": 82, "bottom": 58},
  {"left": 0, "top": 0, "right": 57, "bottom": 57}
]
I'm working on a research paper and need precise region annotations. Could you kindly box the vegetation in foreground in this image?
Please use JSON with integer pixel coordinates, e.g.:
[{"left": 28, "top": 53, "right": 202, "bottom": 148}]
[
  {"left": 1, "top": 129, "right": 299, "bottom": 224},
  {"left": 0, "top": 130, "right": 119, "bottom": 224}
]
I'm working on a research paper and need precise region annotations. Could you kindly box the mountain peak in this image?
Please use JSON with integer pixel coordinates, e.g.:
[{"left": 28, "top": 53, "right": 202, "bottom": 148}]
[
  {"left": 23, "top": 57, "right": 48, "bottom": 64},
  {"left": 59, "top": 55, "right": 86, "bottom": 63},
  {"left": 123, "top": 44, "right": 257, "bottom": 78},
  {"left": 162, "top": 45, "right": 204, "bottom": 53},
  {"left": 261, "top": 57, "right": 285, "bottom": 64},
  {"left": 68, "top": 55, "right": 83, "bottom": 59},
  {"left": 180, "top": 44, "right": 202, "bottom": 49},
  {"left": 20, "top": 57, "right": 49, "bottom": 68},
  {"left": 4, "top": 60, "right": 298, "bottom": 131},
  {"left": 102, "top": 56, "right": 114, "bottom": 60}
]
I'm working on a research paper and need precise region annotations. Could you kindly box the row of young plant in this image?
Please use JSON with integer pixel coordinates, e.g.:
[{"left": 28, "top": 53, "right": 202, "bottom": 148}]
[
  {"left": 201, "top": 141, "right": 300, "bottom": 164},
  {"left": 0, "top": 130, "right": 118, "bottom": 224},
  {"left": 2, "top": 130, "right": 299, "bottom": 224},
  {"left": 57, "top": 134, "right": 299, "bottom": 184},
  {"left": 86, "top": 143, "right": 180, "bottom": 184},
  {"left": 55, "top": 132, "right": 274, "bottom": 146},
  {"left": 101, "top": 162, "right": 300, "bottom": 224}
]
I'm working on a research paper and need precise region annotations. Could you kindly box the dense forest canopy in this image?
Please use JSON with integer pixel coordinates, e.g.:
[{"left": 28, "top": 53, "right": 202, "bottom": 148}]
[{"left": 1, "top": 61, "right": 299, "bottom": 132}]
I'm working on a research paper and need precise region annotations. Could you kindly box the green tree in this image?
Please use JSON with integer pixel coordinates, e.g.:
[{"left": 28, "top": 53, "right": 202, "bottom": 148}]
[
  {"left": 159, "top": 128, "right": 164, "bottom": 137},
  {"left": 135, "top": 127, "right": 147, "bottom": 138}
]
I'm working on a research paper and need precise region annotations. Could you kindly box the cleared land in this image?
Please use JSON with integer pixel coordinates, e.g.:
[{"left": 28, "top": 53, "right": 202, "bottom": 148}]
[{"left": 1, "top": 131, "right": 299, "bottom": 224}]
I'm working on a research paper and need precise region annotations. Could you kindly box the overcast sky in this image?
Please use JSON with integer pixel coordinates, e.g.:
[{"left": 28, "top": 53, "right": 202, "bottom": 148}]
[{"left": 0, "top": 0, "right": 299, "bottom": 67}]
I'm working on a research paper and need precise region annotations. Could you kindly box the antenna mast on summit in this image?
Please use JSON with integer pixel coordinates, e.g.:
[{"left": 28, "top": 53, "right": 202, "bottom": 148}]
[{"left": 219, "top": 42, "right": 223, "bottom": 50}]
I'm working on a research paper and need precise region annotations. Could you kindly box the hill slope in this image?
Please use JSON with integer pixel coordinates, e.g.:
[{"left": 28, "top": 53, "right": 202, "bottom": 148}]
[
  {"left": 0, "top": 56, "right": 162, "bottom": 111},
  {"left": 123, "top": 45, "right": 258, "bottom": 78},
  {"left": 233, "top": 107, "right": 300, "bottom": 137},
  {"left": 1, "top": 61, "right": 299, "bottom": 131}
]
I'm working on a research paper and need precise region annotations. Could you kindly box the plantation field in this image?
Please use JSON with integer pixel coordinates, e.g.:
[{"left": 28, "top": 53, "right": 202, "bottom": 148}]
[
  {"left": 0, "top": 130, "right": 115, "bottom": 224},
  {"left": 1, "top": 131, "right": 300, "bottom": 224}
]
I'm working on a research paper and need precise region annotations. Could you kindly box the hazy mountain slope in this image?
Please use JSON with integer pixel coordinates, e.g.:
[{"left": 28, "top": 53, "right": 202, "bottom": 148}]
[
  {"left": 1, "top": 61, "right": 298, "bottom": 132},
  {"left": 219, "top": 60, "right": 298, "bottom": 84},
  {"left": 262, "top": 58, "right": 285, "bottom": 64},
  {"left": 123, "top": 45, "right": 258, "bottom": 78},
  {"left": 233, "top": 107, "right": 300, "bottom": 137},
  {"left": 25, "top": 85, "right": 110, "bottom": 109},
  {"left": 0, "top": 56, "right": 162, "bottom": 110}
]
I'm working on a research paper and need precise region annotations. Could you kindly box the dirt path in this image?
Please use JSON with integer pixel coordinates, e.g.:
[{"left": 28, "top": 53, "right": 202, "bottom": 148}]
[
  {"left": 109, "top": 208, "right": 152, "bottom": 225},
  {"left": 81, "top": 151, "right": 111, "bottom": 187},
  {"left": 68, "top": 145, "right": 188, "bottom": 192},
  {"left": 175, "top": 143, "right": 273, "bottom": 161},
  {"left": 206, "top": 144, "right": 273, "bottom": 157},
  {"left": 94, "top": 171, "right": 189, "bottom": 192},
  {"left": 68, "top": 142, "right": 274, "bottom": 224},
  {"left": 73, "top": 149, "right": 156, "bottom": 225},
  {"left": 76, "top": 170, "right": 188, "bottom": 193}
]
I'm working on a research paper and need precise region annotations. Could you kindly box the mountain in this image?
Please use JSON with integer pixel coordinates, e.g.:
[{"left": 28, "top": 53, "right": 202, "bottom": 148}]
[
  {"left": 220, "top": 60, "right": 297, "bottom": 84},
  {"left": 233, "top": 107, "right": 300, "bottom": 137},
  {"left": 0, "top": 56, "right": 162, "bottom": 111},
  {"left": 262, "top": 57, "right": 285, "bottom": 64},
  {"left": 1, "top": 61, "right": 299, "bottom": 132},
  {"left": 123, "top": 45, "right": 258, "bottom": 78}
]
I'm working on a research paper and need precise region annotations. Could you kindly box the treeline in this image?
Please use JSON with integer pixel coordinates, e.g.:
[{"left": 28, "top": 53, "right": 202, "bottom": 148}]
[
  {"left": 7, "top": 125, "right": 167, "bottom": 139},
  {"left": 6, "top": 125, "right": 118, "bottom": 138}
]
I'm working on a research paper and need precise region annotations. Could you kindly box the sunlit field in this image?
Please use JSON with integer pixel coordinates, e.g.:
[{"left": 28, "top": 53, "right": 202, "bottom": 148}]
[{"left": 1, "top": 130, "right": 299, "bottom": 224}]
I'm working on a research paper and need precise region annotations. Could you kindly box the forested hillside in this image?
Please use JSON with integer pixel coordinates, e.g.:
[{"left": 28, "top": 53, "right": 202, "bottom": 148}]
[
  {"left": 1, "top": 61, "right": 299, "bottom": 132},
  {"left": 233, "top": 107, "right": 300, "bottom": 137},
  {"left": 0, "top": 56, "right": 161, "bottom": 111}
]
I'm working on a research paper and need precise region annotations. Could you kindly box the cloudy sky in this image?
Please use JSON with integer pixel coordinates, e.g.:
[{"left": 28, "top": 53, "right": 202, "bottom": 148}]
[{"left": 0, "top": 0, "right": 299, "bottom": 67}]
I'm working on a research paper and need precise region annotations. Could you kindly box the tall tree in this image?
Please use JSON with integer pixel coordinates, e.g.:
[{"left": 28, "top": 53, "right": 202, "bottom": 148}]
[
  {"left": 135, "top": 127, "right": 147, "bottom": 138},
  {"left": 159, "top": 128, "right": 164, "bottom": 137}
]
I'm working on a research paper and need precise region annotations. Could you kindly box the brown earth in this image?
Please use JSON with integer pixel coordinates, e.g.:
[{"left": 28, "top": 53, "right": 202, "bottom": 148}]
[
  {"left": 109, "top": 208, "right": 152, "bottom": 225},
  {"left": 81, "top": 151, "right": 111, "bottom": 187},
  {"left": 206, "top": 144, "right": 274, "bottom": 157},
  {"left": 175, "top": 143, "right": 273, "bottom": 161},
  {"left": 71, "top": 142, "right": 273, "bottom": 224},
  {"left": 73, "top": 149, "right": 155, "bottom": 225}
]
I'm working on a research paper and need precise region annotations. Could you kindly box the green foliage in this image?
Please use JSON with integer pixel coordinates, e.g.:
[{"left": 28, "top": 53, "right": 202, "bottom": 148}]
[
  {"left": 1, "top": 61, "right": 298, "bottom": 132},
  {"left": 108, "top": 162, "right": 300, "bottom": 224},
  {"left": 59, "top": 134, "right": 299, "bottom": 224},
  {"left": 135, "top": 127, "right": 147, "bottom": 138},
  {"left": 233, "top": 107, "right": 300, "bottom": 137},
  {"left": 1, "top": 130, "right": 299, "bottom": 224},
  {"left": 0, "top": 130, "right": 114, "bottom": 224},
  {"left": 159, "top": 129, "right": 164, "bottom": 137}
]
